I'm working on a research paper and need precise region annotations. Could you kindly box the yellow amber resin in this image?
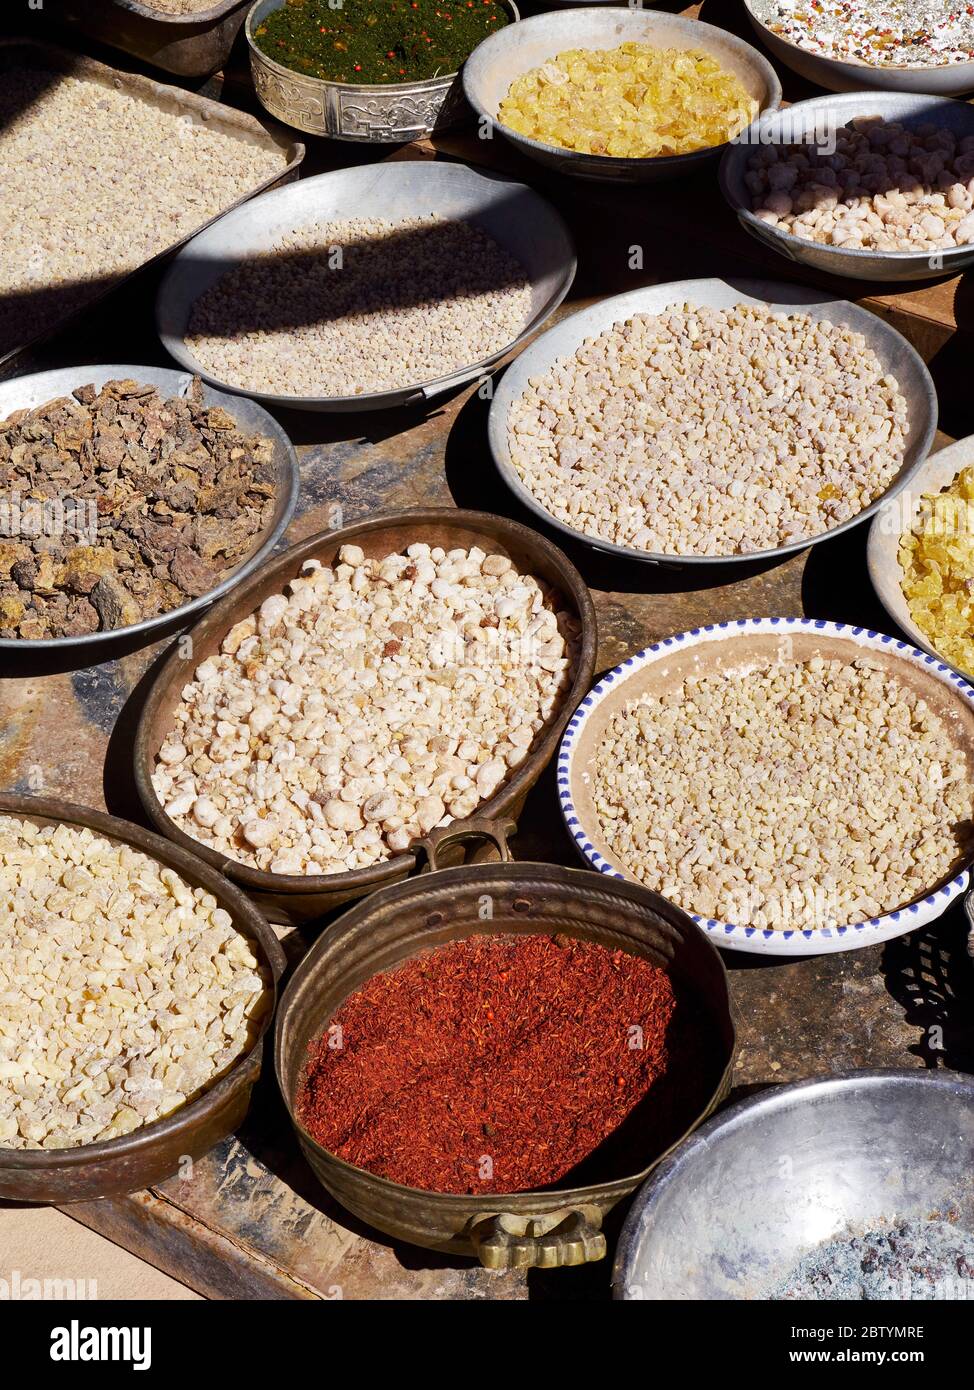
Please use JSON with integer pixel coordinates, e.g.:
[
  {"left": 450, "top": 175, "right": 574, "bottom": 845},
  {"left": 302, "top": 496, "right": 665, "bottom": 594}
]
[
  {"left": 899, "top": 465, "right": 974, "bottom": 674},
  {"left": 497, "top": 43, "right": 759, "bottom": 157}
]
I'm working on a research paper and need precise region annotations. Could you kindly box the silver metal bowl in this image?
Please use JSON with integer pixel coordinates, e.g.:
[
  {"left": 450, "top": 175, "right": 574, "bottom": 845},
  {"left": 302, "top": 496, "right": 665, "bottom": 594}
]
[
  {"left": 720, "top": 92, "right": 974, "bottom": 283},
  {"left": 0, "top": 365, "right": 299, "bottom": 654},
  {"left": 463, "top": 7, "right": 781, "bottom": 183},
  {"left": 488, "top": 276, "right": 938, "bottom": 566},
  {"left": 868, "top": 433, "right": 974, "bottom": 681},
  {"left": 157, "top": 161, "right": 576, "bottom": 413},
  {"left": 745, "top": 0, "right": 974, "bottom": 96},
  {"left": 615, "top": 1070, "right": 974, "bottom": 1299},
  {"left": 245, "top": 0, "right": 519, "bottom": 142}
]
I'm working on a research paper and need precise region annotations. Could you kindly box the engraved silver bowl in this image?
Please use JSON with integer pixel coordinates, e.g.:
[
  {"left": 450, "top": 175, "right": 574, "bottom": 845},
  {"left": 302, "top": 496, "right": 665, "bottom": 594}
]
[{"left": 245, "top": 0, "right": 519, "bottom": 142}]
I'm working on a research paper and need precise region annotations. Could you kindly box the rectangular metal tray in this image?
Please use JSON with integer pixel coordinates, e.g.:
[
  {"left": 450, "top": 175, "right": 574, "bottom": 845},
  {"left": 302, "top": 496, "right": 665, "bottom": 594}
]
[
  {"left": 54, "top": 0, "right": 252, "bottom": 79},
  {"left": 0, "top": 38, "right": 304, "bottom": 374}
]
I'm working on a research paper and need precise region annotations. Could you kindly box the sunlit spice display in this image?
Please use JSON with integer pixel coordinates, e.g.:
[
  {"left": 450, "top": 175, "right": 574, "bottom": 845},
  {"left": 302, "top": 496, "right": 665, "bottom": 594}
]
[
  {"left": 297, "top": 934, "right": 715, "bottom": 1193},
  {"left": 253, "top": 0, "right": 509, "bottom": 84},
  {"left": 899, "top": 463, "right": 974, "bottom": 674}
]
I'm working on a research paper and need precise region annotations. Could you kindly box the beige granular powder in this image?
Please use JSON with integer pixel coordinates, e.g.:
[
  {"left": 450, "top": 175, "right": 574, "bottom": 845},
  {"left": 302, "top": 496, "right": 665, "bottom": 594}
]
[
  {"left": 0, "top": 65, "right": 286, "bottom": 355},
  {"left": 185, "top": 215, "right": 534, "bottom": 397},
  {"left": 509, "top": 303, "right": 909, "bottom": 557},
  {"left": 0, "top": 817, "right": 270, "bottom": 1150},
  {"left": 591, "top": 656, "right": 974, "bottom": 930}
]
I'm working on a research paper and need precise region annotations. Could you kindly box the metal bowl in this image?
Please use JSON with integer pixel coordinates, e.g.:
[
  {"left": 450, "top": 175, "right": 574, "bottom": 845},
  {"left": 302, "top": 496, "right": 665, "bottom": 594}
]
[
  {"left": 134, "top": 508, "right": 597, "bottom": 927},
  {"left": 0, "top": 794, "right": 285, "bottom": 1204},
  {"left": 246, "top": 0, "right": 519, "bottom": 142},
  {"left": 462, "top": 8, "right": 781, "bottom": 183},
  {"left": 0, "top": 365, "right": 299, "bottom": 656},
  {"left": 156, "top": 161, "right": 575, "bottom": 413},
  {"left": 57, "top": 0, "right": 253, "bottom": 79},
  {"left": 276, "top": 823, "right": 737, "bottom": 1267},
  {"left": 559, "top": 617, "right": 974, "bottom": 957},
  {"left": 745, "top": 0, "right": 974, "bottom": 96},
  {"left": 868, "top": 433, "right": 974, "bottom": 681},
  {"left": 615, "top": 1070, "right": 974, "bottom": 1299},
  {"left": 488, "top": 276, "right": 938, "bottom": 567},
  {"left": 719, "top": 92, "right": 974, "bottom": 283}
]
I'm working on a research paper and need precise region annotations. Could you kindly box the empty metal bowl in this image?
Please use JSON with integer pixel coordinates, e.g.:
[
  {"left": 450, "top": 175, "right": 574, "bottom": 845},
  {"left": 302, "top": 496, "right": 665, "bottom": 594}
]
[
  {"left": 614, "top": 1070, "right": 974, "bottom": 1299},
  {"left": 0, "top": 364, "right": 299, "bottom": 655},
  {"left": 462, "top": 8, "right": 781, "bottom": 183},
  {"left": 720, "top": 92, "right": 974, "bottom": 283},
  {"left": 156, "top": 161, "right": 575, "bottom": 412},
  {"left": 745, "top": 0, "right": 974, "bottom": 96},
  {"left": 488, "top": 276, "right": 938, "bottom": 567},
  {"left": 559, "top": 618, "right": 974, "bottom": 956},
  {"left": 868, "top": 433, "right": 974, "bottom": 681}
]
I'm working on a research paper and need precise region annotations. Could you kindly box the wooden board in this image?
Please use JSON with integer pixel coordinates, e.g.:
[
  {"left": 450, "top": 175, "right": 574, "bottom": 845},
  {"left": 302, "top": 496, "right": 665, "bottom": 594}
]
[{"left": 1, "top": 4, "right": 973, "bottom": 1300}]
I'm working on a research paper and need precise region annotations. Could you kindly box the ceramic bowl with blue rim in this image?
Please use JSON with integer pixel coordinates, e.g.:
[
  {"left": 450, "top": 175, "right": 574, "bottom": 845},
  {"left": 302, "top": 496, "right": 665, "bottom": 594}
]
[{"left": 558, "top": 618, "right": 974, "bottom": 957}]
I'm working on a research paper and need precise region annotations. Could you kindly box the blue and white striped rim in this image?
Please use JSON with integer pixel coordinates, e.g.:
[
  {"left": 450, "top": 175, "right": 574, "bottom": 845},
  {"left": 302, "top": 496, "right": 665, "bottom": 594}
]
[{"left": 557, "top": 618, "right": 974, "bottom": 955}]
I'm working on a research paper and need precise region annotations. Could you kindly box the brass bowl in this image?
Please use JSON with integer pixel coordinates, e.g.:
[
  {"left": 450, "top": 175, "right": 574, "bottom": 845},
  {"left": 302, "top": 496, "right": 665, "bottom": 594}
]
[
  {"left": 275, "top": 823, "right": 737, "bottom": 1268},
  {"left": 0, "top": 795, "right": 284, "bottom": 1203},
  {"left": 135, "top": 508, "right": 597, "bottom": 927}
]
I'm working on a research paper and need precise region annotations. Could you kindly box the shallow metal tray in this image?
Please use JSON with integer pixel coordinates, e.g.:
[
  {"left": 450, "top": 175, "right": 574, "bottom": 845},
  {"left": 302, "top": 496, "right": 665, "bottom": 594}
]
[
  {"left": 488, "top": 276, "right": 938, "bottom": 566},
  {"left": 0, "top": 39, "right": 304, "bottom": 373},
  {"left": 614, "top": 1070, "right": 974, "bottom": 1298},
  {"left": 56, "top": 0, "right": 252, "bottom": 78},
  {"left": 0, "top": 364, "right": 299, "bottom": 655},
  {"left": 462, "top": 8, "right": 781, "bottom": 183},
  {"left": 156, "top": 161, "right": 576, "bottom": 412},
  {"left": 720, "top": 92, "right": 974, "bottom": 283}
]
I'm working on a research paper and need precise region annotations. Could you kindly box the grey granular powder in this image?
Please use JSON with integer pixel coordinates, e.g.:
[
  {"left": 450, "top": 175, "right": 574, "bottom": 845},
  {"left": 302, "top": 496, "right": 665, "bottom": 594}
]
[{"left": 770, "top": 1219, "right": 974, "bottom": 1300}]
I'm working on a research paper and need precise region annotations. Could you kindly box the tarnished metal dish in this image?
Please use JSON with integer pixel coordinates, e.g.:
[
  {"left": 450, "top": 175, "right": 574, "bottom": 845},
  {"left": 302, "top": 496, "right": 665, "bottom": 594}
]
[
  {"left": 246, "top": 0, "right": 520, "bottom": 141},
  {"left": 720, "top": 93, "right": 974, "bottom": 282},
  {"left": 0, "top": 794, "right": 285, "bottom": 1204},
  {"left": 276, "top": 825, "right": 737, "bottom": 1267},
  {"left": 559, "top": 618, "right": 974, "bottom": 957},
  {"left": 0, "top": 365, "right": 299, "bottom": 656},
  {"left": 488, "top": 277, "right": 938, "bottom": 567},
  {"left": 615, "top": 1070, "right": 974, "bottom": 1299},
  {"left": 868, "top": 433, "right": 974, "bottom": 680},
  {"left": 156, "top": 160, "right": 575, "bottom": 413},
  {"left": 134, "top": 508, "right": 597, "bottom": 927},
  {"left": 462, "top": 8, "right": 781, "bottom": 183},
  {"left": 0, "top": 40, "right": 303, "bottom": 374},
  {"left": 745, "top": 0, "right": 974, "bottom": 96},
  {"left": 56, "top": 0, "right": 253, "bottom": 79}
]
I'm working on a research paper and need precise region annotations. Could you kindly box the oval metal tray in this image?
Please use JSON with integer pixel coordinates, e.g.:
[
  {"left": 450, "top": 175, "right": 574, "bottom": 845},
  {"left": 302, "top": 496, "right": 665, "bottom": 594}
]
[
  {"left": 488, "top": 275, "right": 938, "bottom": 567},
  {"left": 56, "top": 0, "right": 253, "bottom": 79},
  {"left": 0, "top": 364, "right": 299, "bottom": 655},
  {"left": 156, "top": 161, "right": 576, "bottom": 412}
]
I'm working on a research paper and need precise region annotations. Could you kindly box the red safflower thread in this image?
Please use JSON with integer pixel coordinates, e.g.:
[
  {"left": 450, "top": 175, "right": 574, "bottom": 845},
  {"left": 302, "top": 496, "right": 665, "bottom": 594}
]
[{"left": 297, "top": 933, "right": 717, "bottom": 1194}]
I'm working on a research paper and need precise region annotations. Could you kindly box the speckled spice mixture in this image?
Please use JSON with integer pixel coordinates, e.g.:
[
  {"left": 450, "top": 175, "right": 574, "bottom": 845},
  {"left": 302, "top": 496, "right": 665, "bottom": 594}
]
[
  {"left": 762, "top": 0, "right": 974, "bottom": 67},
  {"left": 141, "top": 0, "right": 221, "bottom": 13},
  {"left": 770, "top": 1219, "right": 974, "bottom": 1299},
  {"left": 0, "top": 66, "right": 286, "bottom": 358}
]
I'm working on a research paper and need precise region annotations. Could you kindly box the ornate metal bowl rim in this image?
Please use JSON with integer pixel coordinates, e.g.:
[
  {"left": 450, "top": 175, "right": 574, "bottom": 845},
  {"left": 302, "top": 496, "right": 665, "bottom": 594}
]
[{"left": 245, "top": 0, "right": 520, "bottom": 92}]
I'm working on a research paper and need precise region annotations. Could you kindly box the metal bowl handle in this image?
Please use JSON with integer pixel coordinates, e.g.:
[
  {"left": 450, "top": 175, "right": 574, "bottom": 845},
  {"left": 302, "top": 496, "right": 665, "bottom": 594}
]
[
  {"left": 410, "top": 817, "right": 517, "bottom": 874},
  {"left": 468, "top": 1207, "right": 607, "bottom": 1270}
]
